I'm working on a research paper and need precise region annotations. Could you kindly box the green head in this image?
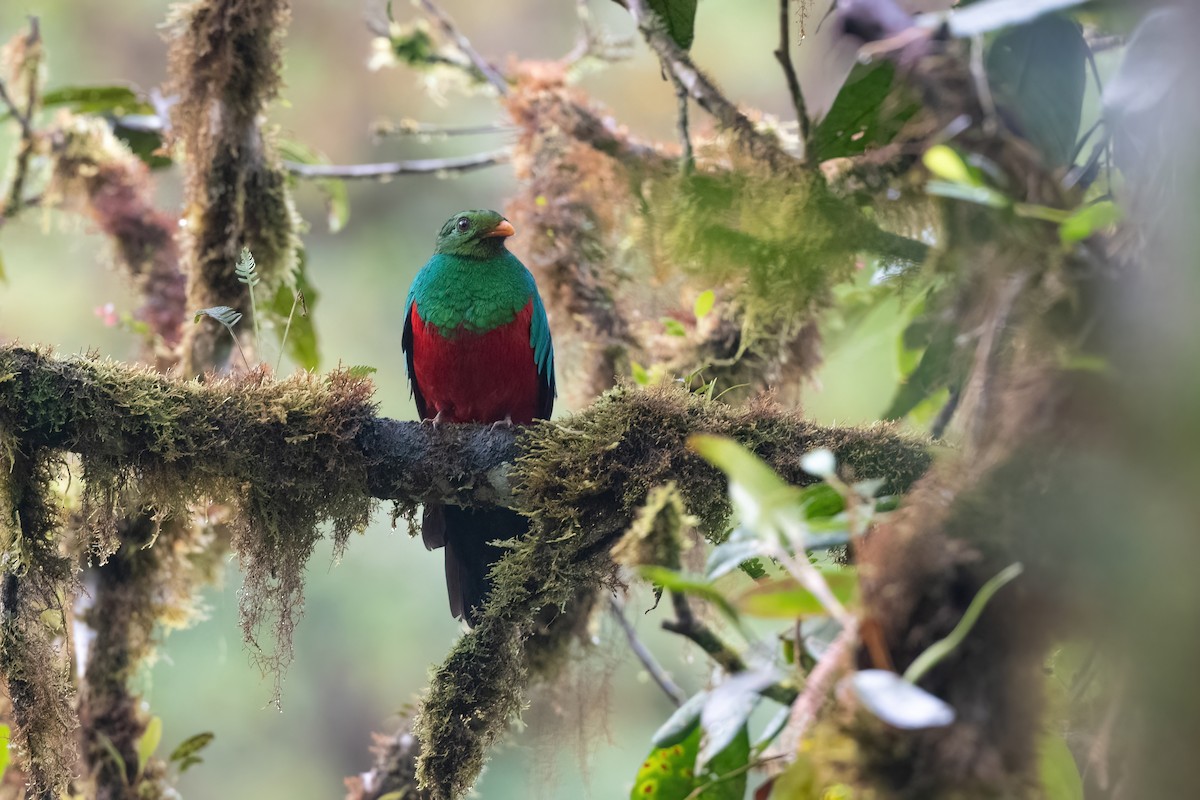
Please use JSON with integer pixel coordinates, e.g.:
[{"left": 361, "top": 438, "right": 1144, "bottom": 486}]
[{"left": 434, "top": 209, "right": 516, "bottom": 259}]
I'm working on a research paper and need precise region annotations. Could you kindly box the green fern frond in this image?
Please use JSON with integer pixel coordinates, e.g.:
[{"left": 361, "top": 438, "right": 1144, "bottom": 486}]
[{"left": 235, "top": 247, "right": 260, "bottom": 287}]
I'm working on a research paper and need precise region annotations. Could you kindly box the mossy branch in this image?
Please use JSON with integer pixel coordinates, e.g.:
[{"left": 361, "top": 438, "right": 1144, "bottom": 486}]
[{"left": 0, "top": 345, "right": 934, "bottom": 797}]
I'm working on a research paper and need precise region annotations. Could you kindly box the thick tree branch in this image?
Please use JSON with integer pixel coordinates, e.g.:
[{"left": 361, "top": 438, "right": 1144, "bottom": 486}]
[{"left": 284, "top": 149, "right": 510, "bottom": 181}]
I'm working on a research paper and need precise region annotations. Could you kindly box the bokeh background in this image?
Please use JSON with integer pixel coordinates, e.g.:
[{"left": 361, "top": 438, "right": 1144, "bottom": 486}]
[{"left": 0, "top": 1, "right": 960, "bottom": 796}]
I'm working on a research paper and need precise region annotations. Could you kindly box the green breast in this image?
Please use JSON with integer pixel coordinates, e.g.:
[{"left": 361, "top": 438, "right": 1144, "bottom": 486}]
[{"left": 408, "top": 252, "right": 536, "bottom": 334}]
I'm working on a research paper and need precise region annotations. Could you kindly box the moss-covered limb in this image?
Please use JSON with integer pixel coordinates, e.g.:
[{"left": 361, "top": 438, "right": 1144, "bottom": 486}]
[
  {"left": 1, "top": 344, "right": 376, "bottom": 702},
  {"left": 0, "top": 444, "right": 76, "bottom": 799},
  {"left": 413, "top": 386, "right": 931, "bottom": 798},
  {"left": 167, "top": 0, "right": 301, "bottom": 374}
]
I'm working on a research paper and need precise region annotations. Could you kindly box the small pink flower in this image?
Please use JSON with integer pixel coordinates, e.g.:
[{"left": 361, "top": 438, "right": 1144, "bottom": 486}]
[{"left": 94, "top": 303, "right": 118, "bottom": 327}]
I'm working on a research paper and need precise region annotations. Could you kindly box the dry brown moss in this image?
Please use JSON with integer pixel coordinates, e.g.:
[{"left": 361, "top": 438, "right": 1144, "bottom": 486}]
[{"left": 413, "top": 383, "right": 932, "bottom": 798}]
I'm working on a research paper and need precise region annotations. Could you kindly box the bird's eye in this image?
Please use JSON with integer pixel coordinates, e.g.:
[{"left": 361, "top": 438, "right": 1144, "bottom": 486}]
[{"left": 456, "top": 217, "right": 470, "bottom": 233}]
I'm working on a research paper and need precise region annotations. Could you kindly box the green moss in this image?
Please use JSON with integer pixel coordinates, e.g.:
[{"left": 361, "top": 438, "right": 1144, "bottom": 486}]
[
  {"left": 0, "top": 347, "right": 377, "bottom": 704},
  {"left": 414, "top": 383, "right": 932, "bottom": 797},
  {"left": 0, "top": 441, "right": 76, "bottom": 797}
]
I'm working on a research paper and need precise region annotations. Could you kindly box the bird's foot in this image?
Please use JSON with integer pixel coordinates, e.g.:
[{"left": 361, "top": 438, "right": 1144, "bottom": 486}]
[
  {"left": 490, "top": 415, "right": 514, "bottom": 431},
  {"left": 421, "top": 411, "right": 446, "bottom": 429}
]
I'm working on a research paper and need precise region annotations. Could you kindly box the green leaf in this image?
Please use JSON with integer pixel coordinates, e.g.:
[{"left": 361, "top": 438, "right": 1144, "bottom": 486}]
[
  {"left": 1039, "top": 731, "right": 1084, "bottom": 800},
  {"left": 193, "top": 306, "right": 243, "bottom": 328},
  {"left": 734, "top": 568, "right": 859, "bottom": 619},
  {"left": 0, "top": 724, "right": 10, "bottom": 784},
  {"left": 652, "top": 690, "right": 708, "bottom": 748},
  {"left": 926, "top": 179, "right": 1012, "bottom": 208},
  {"left": 798, "top": 483, "right": 845, "bottom": 521},
  {"left": 136, "top": 716, "right": 162, "bottom": 777},
  {"left": 39, "top": 85, "right": 149, "bottom": 115},
  {"left": 638, "top": 566, "right": 740, "bottom": 625},
  {"left": 346, "top": 365, "right": 378, "bottom": 379},
  {"left": 632, "top": 361, "right": 651, "bottom": 385},
  {"left": 693, "top": 290, "right": 715, "bottom": 320},
  {"left": 663, "top": 318, "right": 687, "bottom": 337},
  {"left": 689, "top": 435, "right": 801, "bottom": 534},
  {"left": 646, "top": 0, "right": 698, "bottom": 50},
  {"left": 698, "top": 724, "right": 751, "bottom": 800},
  {"left": 884, "top": 323, "right": 957, "bottom": 421},
  {"left": 811, "top": 62, "right": 919, "bottom": 161},
  {"left": 698, "top": 671, "right": 771, "bottom": 768},
  {"left": 705, "top": 536, "right": 763, "bottom": 580},
  {"left": 630, "top": 726, "right": 701, "bottom": 799},
  {"left": 169, "top": 731, "right": 214, "bottom": 775},
  {"left": 904, "top": 562, "right": 1024, "bottom": 683},
  {"left": 986, "top": 14, "right": 1088, "bottom": 167},
  {"left": 234, "top": 247, "right": 259, "bottom": 287},
  {"left": 923, "top": 145, "right": 976, "bottom": 185},
  {"left": 1059, "top": 201, "right": 1121, "bottom": 244}
]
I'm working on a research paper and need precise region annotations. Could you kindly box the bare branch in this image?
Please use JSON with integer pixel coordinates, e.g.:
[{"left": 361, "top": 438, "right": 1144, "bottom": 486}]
[
  {"left": 773, "top": 0, "right": 811, "bottom": 146},
  {"left": 624, "top": 0, "right": 800, "bottom": 174},
  {"left": 662, "top": 591, "right": 798, "bottom": 707},
  {"left": 370, "top": 119, "right": 513, "bottom": 139},
  {"left": 283, "top": 148, "right": 510, "bottom": 181},
  {"left": 609, "top": 596, "right": 687, "bottom": 706},
  {"left": 0, "top": 78, "right": 33, "bottom": 140},
  {"left": 764, "top": 620, "right": 858, "bottom": 767},
  {"left": 414, "top": 0, "right": 509, "bottom": 96}
]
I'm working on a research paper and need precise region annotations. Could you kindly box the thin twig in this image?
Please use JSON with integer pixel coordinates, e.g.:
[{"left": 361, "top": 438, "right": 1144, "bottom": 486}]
[
  {"left": 773, "top": 0, "right": 811, "bottom": 146},
  {"left": 661, "top": 591, "right": 797, "bottom": 706},
  {"left": 3, "top": 19, "right": 42, "bottom": 216},
  {"left": 414, "top": 0, "right": 509, "bottom": 95},
  {"left": 283, "top": 148, "right": 510, "bottom": 180},
  {"left": 0, "top": 79, "right": 33, "bottom": 140},
  {"left": 624, "top": 0, "right": 801, "bottom": 175},
  {"left": 764, "top": 620, "right": 859, "bottom": 766},
  {"left": 371, "top": 119, "right": 513, "bottom": 139},
  {"left": 682, "top": 754, "right": 788, "bottom": 800},
  {"left": 673, "top": 80, "right": 693, "bottom": 173},
  {"left": 609, "top": 596, "right": 687, "bottom": 706}
]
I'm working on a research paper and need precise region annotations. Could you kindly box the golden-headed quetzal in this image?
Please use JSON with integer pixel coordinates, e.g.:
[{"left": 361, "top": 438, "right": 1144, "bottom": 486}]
[{"left": 402, "top": 210, "right": 555, "bottom": 625}]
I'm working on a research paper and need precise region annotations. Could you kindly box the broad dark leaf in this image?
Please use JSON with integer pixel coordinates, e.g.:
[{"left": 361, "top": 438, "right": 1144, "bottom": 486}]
[
  {"left": 647, "top": 0, "right": 698, "bottom": 50},
  {"left": 884, "top": 322, "right": 957, "bottom": 420},
  {"left": 698, "top": 669, "right": 774, "bottom": 767},
  {"left": 652, "top": 690, "right": 708, "bottom": 748},
  {"left": 986, "top": 14, "right": 1088, "bottom": 167},
  {"left": 811, "top": 62, "right": 918, "bottom": 162}
]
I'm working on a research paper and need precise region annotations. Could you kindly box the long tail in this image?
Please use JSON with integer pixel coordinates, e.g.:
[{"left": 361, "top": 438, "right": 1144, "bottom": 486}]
[{"left": 422, "top": 504, "right": 528, "bottom": 626}]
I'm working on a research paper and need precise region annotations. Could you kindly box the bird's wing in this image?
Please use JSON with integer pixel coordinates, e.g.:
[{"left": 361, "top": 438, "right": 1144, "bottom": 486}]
[
  {"left": 530, "top": 289, "right": 556, "bottom": 419},
  {"left": 401, "top": 294, "right": 430, "bottom": 420}
]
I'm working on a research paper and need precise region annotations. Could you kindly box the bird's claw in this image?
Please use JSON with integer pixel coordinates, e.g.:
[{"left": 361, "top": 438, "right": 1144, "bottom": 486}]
[
  {"left": 421, "top": 411, "right": 446, "bottom": 429},
  {"left": 490, "top": 415, "right": 514, "bottom": 431}
]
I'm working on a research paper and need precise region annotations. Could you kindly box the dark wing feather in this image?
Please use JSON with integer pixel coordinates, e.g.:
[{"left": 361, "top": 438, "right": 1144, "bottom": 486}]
[{"left": 401, "top": 301, "right": 429, "bottom": 420}]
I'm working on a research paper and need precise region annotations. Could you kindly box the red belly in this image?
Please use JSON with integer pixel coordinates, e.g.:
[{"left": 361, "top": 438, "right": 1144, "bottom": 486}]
[{"left": 410, "top": 300, "right": 541, "bottom": 424}]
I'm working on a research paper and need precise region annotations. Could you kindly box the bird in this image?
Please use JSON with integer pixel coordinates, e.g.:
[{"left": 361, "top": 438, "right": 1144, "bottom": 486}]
[{"left": 402, "top": 209, "right": 555, "bottom": 625}]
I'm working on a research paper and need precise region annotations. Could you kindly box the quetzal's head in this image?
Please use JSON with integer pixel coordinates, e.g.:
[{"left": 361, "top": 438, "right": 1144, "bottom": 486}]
[{"left": 434, "top": 209, "right": 516, "bottom": 259}]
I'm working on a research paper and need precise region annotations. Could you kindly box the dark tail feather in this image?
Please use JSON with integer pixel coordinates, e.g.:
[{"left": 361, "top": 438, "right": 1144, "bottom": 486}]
[{"left": 422, "top": 504, "right": 528, "bottom": 626}]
